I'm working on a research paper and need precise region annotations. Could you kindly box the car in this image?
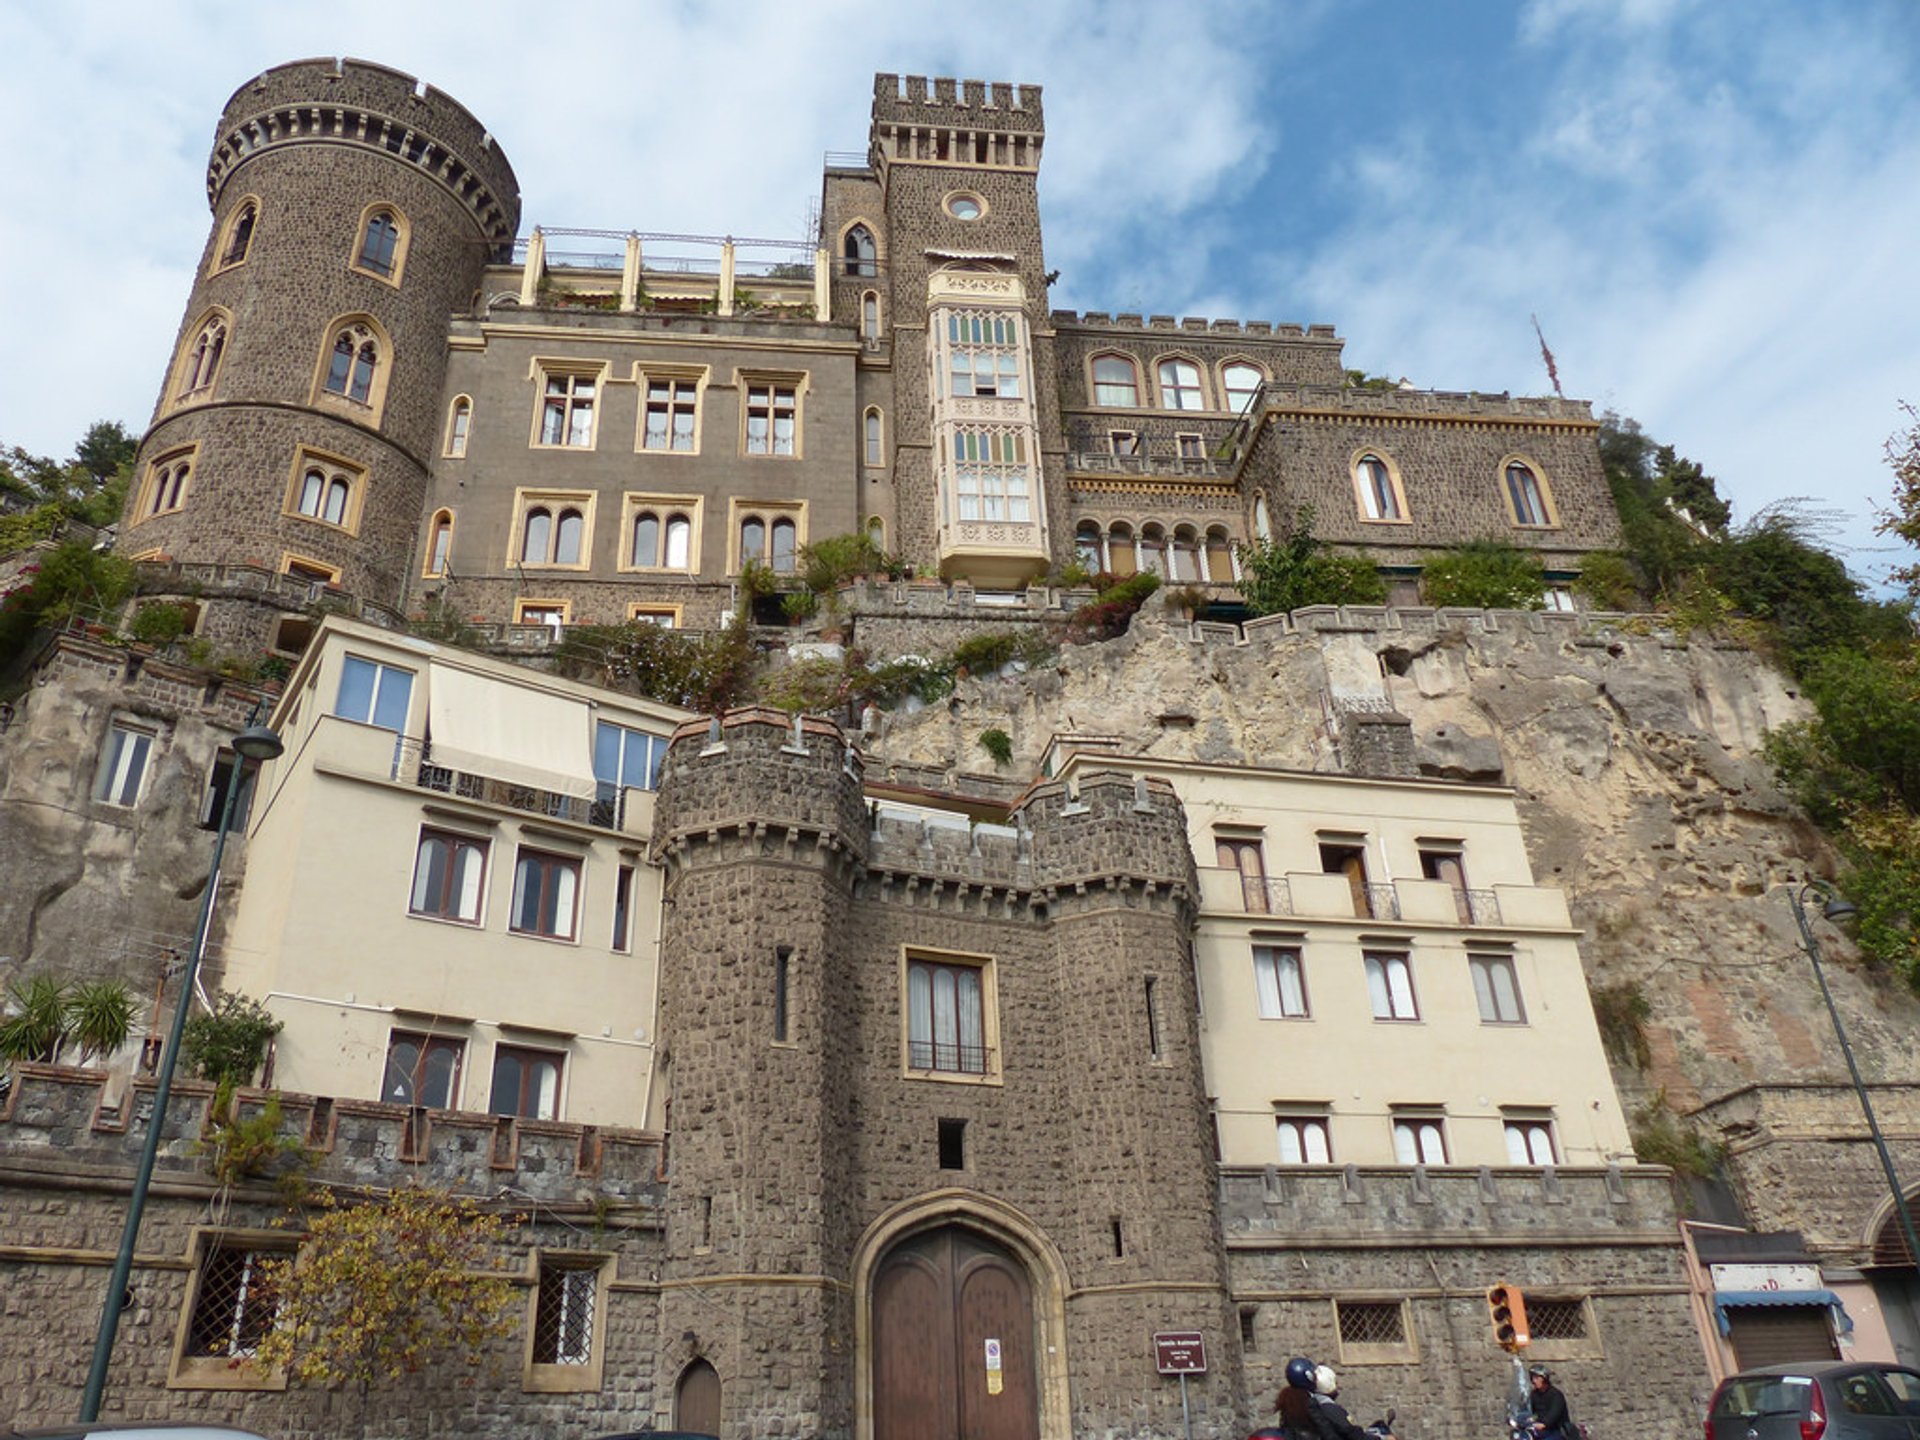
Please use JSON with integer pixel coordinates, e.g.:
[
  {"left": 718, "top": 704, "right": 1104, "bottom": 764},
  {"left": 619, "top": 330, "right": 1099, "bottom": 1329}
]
[{"left": 1706, "top": 1362, "right": 1920, "bottom": 1440}]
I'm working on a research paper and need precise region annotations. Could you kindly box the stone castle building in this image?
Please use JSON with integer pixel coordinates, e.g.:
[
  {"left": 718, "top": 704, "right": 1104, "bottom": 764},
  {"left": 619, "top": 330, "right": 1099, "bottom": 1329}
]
[
  {"left": 121, "top": 59, "right": 1616, "bottom": 650},
  {"left": 5, "top": 53, "right": 1916, "bottom": 1440}
]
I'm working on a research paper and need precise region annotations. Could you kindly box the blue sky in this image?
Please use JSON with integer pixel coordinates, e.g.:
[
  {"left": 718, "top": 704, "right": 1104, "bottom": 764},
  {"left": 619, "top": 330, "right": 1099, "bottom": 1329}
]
[{"left": 4, "top": 0, "right": 1916, "bottom": 586}]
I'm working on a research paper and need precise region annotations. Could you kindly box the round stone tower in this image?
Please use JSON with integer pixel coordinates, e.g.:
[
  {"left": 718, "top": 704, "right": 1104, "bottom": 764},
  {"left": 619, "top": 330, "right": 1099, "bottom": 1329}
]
[{"left": 121, "top": 58, "right": 519, "bottom": 648}]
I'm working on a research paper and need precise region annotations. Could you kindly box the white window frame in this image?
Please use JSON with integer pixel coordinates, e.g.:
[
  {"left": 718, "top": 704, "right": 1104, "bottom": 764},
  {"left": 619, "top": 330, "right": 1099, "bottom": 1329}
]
[
  {"left": 1276, "top": 1114, "right": 1332, "bottom": 1164},
  {"left": 96, "top": 719, "right": 158, "bottom": 807},
  {"left": 334, "top": 655, "right": 414, "bottom": 732}
]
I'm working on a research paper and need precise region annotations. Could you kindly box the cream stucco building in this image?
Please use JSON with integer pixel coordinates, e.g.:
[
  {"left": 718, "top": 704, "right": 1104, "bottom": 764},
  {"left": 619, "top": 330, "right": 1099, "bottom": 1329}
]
[
  {"left": 223, "top": 616, "right": 692, "bottom": 1127},
  {"left": 1041, "top": 738, "right": 1633, "bottom": 1171}
]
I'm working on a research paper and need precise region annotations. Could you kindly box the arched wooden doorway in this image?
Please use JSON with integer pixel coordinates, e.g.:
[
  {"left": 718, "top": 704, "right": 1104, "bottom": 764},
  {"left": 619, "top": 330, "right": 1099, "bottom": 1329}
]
[
  {"left": 676, "top": 1357, "right": 721, "bottom": 1436},
  {"left": 872, "top": 1225, "right": 1039, "bottom": 1440}
]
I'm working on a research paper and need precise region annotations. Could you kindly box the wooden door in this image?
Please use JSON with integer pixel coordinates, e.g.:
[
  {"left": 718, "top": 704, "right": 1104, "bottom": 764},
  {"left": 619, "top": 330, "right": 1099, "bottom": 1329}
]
[
  {"left": 873, "top": 1227, "right": 1039, "bottom": 1440},
  {"left": 676, "top": 1357, "right": 722, "bottom": 1436}
]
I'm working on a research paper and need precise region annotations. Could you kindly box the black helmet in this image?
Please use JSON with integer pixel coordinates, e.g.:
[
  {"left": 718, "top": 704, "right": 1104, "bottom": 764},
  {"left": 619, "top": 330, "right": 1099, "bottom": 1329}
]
[
  {"left": 1529, "top": 1365, "right": 1551, "bottom": 1380},
  {"left": 1285, "top": 1357, "right": 1317, "bottom": 1389}
]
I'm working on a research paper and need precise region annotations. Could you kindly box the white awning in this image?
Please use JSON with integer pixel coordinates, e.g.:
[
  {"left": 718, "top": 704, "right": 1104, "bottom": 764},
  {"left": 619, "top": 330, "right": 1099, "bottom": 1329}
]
[{"left": 426, "top": 663, "right": 597, "bottom": 798}]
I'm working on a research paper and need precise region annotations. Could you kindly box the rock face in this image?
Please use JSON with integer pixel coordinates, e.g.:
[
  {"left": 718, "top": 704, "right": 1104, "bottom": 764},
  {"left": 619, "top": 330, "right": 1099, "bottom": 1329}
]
[{"left": 864, "top": 599, "right": 1920, "bottom": 1262}]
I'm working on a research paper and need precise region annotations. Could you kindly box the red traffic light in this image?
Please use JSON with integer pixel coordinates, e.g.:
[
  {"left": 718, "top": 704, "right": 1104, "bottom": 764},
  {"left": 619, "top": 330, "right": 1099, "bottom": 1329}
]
[{"left": 1486, "top": 1283, "right": 1530, "bottom": 1351}]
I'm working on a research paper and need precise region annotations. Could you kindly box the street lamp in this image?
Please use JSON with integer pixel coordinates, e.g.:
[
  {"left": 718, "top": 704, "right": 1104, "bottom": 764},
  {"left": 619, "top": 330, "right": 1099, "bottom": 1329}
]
[
  {"left": 79, "top": 717, "right": 283, "bottom": 1421},
  {"left": 1785, "top": 882, "right": 1920, "bottom": 1281}
]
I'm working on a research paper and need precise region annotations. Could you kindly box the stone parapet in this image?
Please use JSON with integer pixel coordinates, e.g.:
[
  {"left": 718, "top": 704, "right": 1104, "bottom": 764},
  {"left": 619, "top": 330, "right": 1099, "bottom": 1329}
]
[
  {"left": 208, "top": 56, "right": 519, "bottom": 243},
  {"left": 1255, "top": 382, "right": 1596, "bottom": 426},
  {"left": 1219, "top": 1162, "right": 1678, "bottom": 1244},
  {"left": 0, "top": 1063, "right": 665, "bottom": 1205},
  {"left": 1053, "top": 311, "right": 1339, "bottom": 342},
  {"left": 873, "top": 73, "right": 1043, "bottom": 128}
]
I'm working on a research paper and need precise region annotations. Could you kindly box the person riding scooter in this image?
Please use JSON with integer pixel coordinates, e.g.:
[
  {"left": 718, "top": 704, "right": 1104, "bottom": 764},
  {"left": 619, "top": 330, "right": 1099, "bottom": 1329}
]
[{"left": 1274, "top": 1357, "right": 1390, "bottom": 1440}]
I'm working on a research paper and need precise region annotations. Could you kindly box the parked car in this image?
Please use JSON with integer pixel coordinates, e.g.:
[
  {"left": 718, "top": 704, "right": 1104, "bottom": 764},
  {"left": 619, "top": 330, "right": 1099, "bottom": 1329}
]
[{"left": 1706, "top": 1362, "right": 1920, "bottom": 1440}]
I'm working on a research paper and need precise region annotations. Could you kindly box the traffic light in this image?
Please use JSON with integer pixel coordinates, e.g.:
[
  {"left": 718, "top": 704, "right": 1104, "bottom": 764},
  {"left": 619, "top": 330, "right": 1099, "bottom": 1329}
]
[{"left": 1487, "top": 1283, "right": 1530, "bottom": 1351}]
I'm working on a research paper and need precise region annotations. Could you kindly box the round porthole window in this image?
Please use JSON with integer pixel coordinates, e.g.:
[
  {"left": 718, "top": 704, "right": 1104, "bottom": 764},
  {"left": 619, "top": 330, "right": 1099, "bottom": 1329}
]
[{"left": 946, "top": 193, "right": 985, "bottom": 220}]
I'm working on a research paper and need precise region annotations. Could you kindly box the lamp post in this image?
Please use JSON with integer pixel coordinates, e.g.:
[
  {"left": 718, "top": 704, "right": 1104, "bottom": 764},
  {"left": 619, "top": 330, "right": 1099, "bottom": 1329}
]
[
  {"left": 79, "top": 717, "right": 283, "bottom": 1421},
  {"left": 1786, "top": 883, "right": 1920, "bottom": 1280}
]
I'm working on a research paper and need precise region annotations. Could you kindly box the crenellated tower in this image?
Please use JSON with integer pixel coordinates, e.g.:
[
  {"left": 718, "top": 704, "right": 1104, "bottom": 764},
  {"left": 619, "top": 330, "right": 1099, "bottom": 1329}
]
[
  {"left": 822, "top": 75, "right": 1063, "bottom": 589},
  {"left": 652, "top": 710, "right": 1243, "bottom": 1440},
  {"left": 121, "top": 57, "right": 519, "bottom": 648}
]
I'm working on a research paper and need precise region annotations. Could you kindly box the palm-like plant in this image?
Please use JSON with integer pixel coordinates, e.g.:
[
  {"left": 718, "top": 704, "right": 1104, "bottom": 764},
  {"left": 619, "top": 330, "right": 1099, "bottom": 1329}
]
[
  {"left": 0, "top": 975, "right": 74, "bottom": 1063},
  {"left": 67, "top": 980, "right": 137, "bottom": 1063},
  {"left": 0, "top": 974, "right": 140, "bottom": 1066}
]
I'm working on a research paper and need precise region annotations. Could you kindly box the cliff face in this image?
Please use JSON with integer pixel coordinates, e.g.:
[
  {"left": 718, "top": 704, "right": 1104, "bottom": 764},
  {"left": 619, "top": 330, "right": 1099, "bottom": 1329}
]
[{"left": 862, "top": 601, "right": 1920, "bottom": 1150}]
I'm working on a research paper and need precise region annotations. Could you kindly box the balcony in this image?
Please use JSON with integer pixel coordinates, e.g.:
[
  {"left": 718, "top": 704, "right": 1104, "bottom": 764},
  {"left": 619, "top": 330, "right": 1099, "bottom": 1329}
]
[
  {"left": 384, "top": 735, "right": 651, "bottom": 835},
  {"left": 1063, "top": 450, "right": 1234, "bottom": 482},
  {"left": 1197, "top": 869, "right": 1562, "bottom": 928}
]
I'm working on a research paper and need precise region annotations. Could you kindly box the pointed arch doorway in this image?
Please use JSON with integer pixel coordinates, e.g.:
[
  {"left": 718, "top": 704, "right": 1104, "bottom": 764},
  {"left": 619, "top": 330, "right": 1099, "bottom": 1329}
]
[{"left": 871, "top": 1224, "right": 1040, "bottom": 1440}]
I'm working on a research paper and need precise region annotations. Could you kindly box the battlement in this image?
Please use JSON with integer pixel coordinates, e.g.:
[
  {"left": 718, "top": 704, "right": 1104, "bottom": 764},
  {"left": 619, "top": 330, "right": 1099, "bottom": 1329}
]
[
  {"left": 1055, "top": 311, "right": 1341, "bottom": 343},
  {"left": 1217, "top": 1161, "right": 1678, "bottom": 1240},
  {"left": 1255, "top": 382, "right": 1596, "bottom": 424},
  {"left": 873, "top": 73, "right": 1044, "bottom": 128},
  {"left": 209, "top": 56, "right": 520, "bottom": 244},
  {"left": 0, "top": 1063, "right": 665, "bottom": 1205}
]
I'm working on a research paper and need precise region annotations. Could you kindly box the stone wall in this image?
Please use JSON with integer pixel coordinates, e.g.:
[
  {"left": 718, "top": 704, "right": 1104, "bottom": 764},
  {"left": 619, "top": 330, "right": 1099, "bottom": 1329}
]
[
  {"left": 1222, "top": 1165, "right": 1709, "bottom": 1440},
  {"left": 0, "top": 1064, "right": 665, "bottom": 1437},
  {"left": 0, "top": 634, "right": 276, "bottom": 992}
]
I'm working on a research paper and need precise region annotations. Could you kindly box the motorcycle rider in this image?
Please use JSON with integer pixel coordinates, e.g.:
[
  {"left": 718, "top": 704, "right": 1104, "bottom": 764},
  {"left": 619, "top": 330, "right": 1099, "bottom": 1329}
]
[
  {"left": 1527, "top": 1364, "right": 1573, "bottom": 1440},
  {"left": 1277, "top": 1357, "right": 1383, "bottom": 1440}
]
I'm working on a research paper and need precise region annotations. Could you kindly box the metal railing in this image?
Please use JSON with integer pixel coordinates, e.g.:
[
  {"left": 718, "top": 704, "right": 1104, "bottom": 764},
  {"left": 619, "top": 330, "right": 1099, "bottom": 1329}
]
[
  {"left": 393, "top": 737, "right": 626, "bottom": 831},
  {"left": 1362, "top": 884, "right": 1401, "bottom": 921},
  {"left": 907, "top": 1039, "right": 993, "bottom": 1075}
]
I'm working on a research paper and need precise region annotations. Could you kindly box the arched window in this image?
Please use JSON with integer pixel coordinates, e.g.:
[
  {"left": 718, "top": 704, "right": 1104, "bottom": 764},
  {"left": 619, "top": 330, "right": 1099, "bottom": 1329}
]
[
  {"left": 843, "top": 224, "right": 876, "bottom": 278},
  {"left": 425, "top": 511, "right": 453, "bottom": 576},
  {"left": 1106, "top": 523, "right": 1137, "bottom": 577},
  {"left": 553, "top": 509, "right": 584, "bottom": 566},
  {"left": 1075, "top": 522, "right": 1104, "bottom": 574},
  {"left": 218, "top": 201, "right": 256, "bottom": 268},
  {"left": 1221, "top": 361, "right": 1263, "bottom": 412},
  {"left": 1157, "top": 359, "right": 1204, "bottom": 411},
  {"left": 179, "top": 317, "right": 227, "bottom": 398},
  {"left": 523, "top": 507, "right": 553, "bottom": 563},
  {"left": 1504, "top": 460, "right": 1554, "bottom": 526},
  {"left": 1092, "top": 355, "right": 1139, "bottom": 407},
  {"left": 631, "top": 511, "right": 660, "bottom": 567},
  {"left": 1355, "top": 454, "right": 1405, "bottom": 521},
  {"left": 322, "top": 477, "right": 350, "bottom": 526},
  {"left": 358, "top": 208, "right": 401, "bottom": 278},
  {"left": 295, "top": 466, "right": 355, "bottom": 528},
  {"left": 324, "top": 325, "right": 378, "bottom": 404},
  {"left": 664, "top": 514, "right": 691, "bottom": 569},
  {"left": 862, "top": 292, "right": 880, "bottom": 341},
  {"left": 1139, "top": 524, "right": 1168, "bottom": 577},
  {"left": 1170, "top": 524, "right": 1201, "bottom": 581},
  {"left": 445, "top": 397, "right": 472, "bottom": 457},
  {"left": 143, "top": 452, "right": 192, "bottom": 519},
  {"left": 865, "top": 515, "right": 885, "bottom": 549},
  {"left": 771, "top": 517, "right": 797, "bottom": 573},
  {"left": 740, "top": 517, "right": 766, "bottom": 565},
  {"left": 864, "top": 408, "right": 884, "bottom": 467},
  {"left": 1205, "top": 525, "right": 1237, "bottom": 582}
]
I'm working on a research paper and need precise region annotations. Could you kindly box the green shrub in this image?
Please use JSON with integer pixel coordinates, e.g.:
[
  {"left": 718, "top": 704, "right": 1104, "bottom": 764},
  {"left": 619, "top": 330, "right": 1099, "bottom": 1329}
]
[
  {"left": 1629, "top": 1090, "right": 1724, "bottom": 1178},
  {"left": 181, "top": 994, "right": 283, "bottom": 1087},
  {"left": 129, "top": 601, "right": 190, "bottom": 646},
  {"left": 950, "top": 628, "right": 1051, "bottom": 675},
  {"left": 1419, "top": 540, "right": 1546, "bottom": 610},
  {"left": 1236, "top": 509, "right": 1386, "bottom": 617},
  {"left": 556, "top": 621, "right": 759, "bottom": 714},
  {"left": 977, "top": 728, "right": 1013, "bottom": 766},
  {"left": 1573, "top": 551, "right": 1640, "bottom": 611},
  {"left": 1066, "top": 571, "right": 1161, "bottom": 642},
  {"left": 798, "top": 531, "right": 889, "bottom": 594},
  {"left": 1588, "top": 980, "right": 1653, "bottom": 1068}
]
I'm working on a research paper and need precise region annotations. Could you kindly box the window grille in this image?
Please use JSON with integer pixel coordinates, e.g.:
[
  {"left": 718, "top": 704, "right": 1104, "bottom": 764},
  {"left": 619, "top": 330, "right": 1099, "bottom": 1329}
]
[
  {"left": 1336, "top": 1301, "right": 1405, "bottom": 1346},
  {"left": 186, "top": 1243, "right": 282, "bottom": 1358},
  {"left": 532, "top": 1262, "right": 598, "bottom": 1365},
  {"left": 1526, "top": 1297, "right": 1588, "bottom": 1340}
]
